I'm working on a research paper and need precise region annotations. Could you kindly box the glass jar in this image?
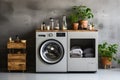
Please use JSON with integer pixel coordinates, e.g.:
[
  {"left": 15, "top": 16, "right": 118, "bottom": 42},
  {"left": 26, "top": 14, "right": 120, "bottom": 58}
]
[
  {"left": 49, "top": 18, "right": 54, "bottom": 30},
  {"left": 54, "top": 19, "right": 60, "bottom": 30},
  {"left": 62, "top": 15, "right": 67, "bottom": 30}
]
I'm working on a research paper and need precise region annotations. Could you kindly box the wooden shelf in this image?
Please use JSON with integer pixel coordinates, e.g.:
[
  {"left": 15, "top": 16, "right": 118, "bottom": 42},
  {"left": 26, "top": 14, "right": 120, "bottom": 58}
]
[
  {"left": 7, "top": 41, "right": 27, "bottom": 72},
  {"left": 67, "top": 30, "right": 98, "bottom": 32},
  {"left": 36, "top": 30, "right": 67, "bottom": 32},
  {"left": 36, "top": 29, "right": 98, "bottom": 32}
]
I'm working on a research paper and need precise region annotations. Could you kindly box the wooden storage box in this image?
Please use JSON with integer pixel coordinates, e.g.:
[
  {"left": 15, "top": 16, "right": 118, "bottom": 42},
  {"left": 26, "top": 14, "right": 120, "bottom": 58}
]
[
  {"left": 8, "top": 54, "right": 26, "bottom": 71},
  {"left": 7, "top": 40, "right": 27, "bottom": 72},
  {"left": 7, "top": 42, "right": 26, "bottom": 49}
]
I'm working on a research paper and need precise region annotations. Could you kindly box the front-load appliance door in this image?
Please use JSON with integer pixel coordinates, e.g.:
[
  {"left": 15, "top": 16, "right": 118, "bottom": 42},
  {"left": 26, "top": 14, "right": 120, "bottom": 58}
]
[
  {"left": 36, "top": 32, "right": 67, "bottom": 72},
  {"left": 39, "top": 39, "right": 64, "bottom": 64},
  {"left": 67, "top": 31, "right": 98, "bottom": 72}
]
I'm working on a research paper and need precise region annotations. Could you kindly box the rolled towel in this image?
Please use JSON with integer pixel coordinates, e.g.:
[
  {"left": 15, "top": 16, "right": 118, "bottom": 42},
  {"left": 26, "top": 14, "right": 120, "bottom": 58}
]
[
  {"left": 70, "top": 46, "right": 83, "bottom": 58},
  {"left": 83, "top": 48, "right": 94, "bottom": 57}
]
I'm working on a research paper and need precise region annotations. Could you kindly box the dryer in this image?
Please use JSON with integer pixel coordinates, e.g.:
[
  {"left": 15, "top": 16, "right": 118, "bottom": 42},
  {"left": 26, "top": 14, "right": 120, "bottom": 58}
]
[
  {"left": 36, "top": 31, "right": 67, "bottom": 72},
  {"left": 67, "top": 31, "right": 98, "bottom": 72}
]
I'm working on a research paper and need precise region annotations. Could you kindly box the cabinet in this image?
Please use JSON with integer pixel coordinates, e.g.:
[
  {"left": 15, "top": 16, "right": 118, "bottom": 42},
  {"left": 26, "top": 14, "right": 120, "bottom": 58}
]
[{"left": 7, "top": 41, "right": 26, "bottom": 72}]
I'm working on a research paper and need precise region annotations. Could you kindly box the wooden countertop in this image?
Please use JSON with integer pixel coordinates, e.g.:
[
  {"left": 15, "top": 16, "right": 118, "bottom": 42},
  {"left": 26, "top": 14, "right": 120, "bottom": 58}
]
[{"left": 36, "top": 30, "right": 98, "bottom": 32}]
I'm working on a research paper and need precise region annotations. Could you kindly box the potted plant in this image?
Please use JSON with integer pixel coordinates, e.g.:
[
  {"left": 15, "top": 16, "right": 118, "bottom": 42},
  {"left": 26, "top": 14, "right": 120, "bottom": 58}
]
[
  {"left": 68, "top": 8, "right": 79, "bottom": 30},
  {"left": 73, "top": 5, "right": 94, "bottom": 29},
  {"left": 98, "top": 42, "right": 118, "bottom": 68}
]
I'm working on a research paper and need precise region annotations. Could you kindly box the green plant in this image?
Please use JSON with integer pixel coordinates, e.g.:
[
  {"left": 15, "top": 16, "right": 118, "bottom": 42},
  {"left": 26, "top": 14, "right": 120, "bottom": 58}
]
[
  {"left": 98, "top": 42, "right": 118, "bottom": 61},
  {"left": 68, "top": 13, "right": 79, "bottom": 23},
  {"left": 73, "top": 5, "right": 94, "bottom": 20}
]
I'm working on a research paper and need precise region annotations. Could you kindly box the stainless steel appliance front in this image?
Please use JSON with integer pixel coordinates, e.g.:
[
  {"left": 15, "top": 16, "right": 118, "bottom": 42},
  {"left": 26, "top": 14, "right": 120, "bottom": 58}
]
[
  {"left": 67, "top": 31, "right": 98, "bottom": 72},
  {"left": 36, "top": 31, "right": 67, "bottom": 72}
]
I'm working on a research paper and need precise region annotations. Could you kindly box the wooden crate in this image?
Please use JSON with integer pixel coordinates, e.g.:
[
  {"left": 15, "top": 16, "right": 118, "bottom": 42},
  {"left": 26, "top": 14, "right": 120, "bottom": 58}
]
[
  {"left": 8, "top": 62, "right": 26, "bottom": 70},
  {"left": 7, "top": 42, "right": 26, "bottom": 49},
  {"left": 8, "top": 54, "right": 26, "bottom": 71}
]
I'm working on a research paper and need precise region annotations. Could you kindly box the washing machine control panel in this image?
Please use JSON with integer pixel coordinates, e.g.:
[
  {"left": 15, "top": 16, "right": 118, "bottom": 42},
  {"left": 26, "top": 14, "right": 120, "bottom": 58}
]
[{"left": 56, "top": 33, "right": 66, "bottom": 37}]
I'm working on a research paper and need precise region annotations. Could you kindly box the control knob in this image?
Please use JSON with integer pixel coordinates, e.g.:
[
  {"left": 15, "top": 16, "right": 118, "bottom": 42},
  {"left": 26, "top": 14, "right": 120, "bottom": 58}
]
[{"left": 48, "top": 33, "right": 53, "bottom": 37}]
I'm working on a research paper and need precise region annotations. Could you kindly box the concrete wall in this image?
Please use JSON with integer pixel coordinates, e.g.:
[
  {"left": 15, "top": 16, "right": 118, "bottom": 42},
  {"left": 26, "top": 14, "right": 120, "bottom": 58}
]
[{"left": 0, "top": 0, "right": 120, "bottom": 71}]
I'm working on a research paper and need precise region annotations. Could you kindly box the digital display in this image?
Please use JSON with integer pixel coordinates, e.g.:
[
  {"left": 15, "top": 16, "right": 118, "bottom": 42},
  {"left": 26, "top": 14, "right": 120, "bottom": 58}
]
[{"left": 56, "top": 33, "right": 65, "bottom": 37}]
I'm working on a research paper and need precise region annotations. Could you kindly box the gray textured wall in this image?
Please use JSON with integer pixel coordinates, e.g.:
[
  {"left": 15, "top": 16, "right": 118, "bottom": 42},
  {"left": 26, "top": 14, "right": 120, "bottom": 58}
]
[{"left": 0, "top": 0, "right": 120, "bottom": 71}]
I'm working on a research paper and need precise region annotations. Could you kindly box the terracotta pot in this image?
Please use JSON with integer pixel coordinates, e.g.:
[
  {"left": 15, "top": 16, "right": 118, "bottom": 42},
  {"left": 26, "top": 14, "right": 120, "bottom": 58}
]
[
  {"left": 73, "top": 23, "right": 79, "bottom": 30},
  {"left": 101, "top": 57, "right": 112, "bottom": 65},
  {"left": 80, "top": 20, "right": 88, "bottom": 29}
]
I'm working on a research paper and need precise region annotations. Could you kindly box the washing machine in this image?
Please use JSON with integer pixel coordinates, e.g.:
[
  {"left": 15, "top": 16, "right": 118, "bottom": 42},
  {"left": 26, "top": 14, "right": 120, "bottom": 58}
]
[{"left": 36, "top": 31, "right": 67, "bottom": 72}]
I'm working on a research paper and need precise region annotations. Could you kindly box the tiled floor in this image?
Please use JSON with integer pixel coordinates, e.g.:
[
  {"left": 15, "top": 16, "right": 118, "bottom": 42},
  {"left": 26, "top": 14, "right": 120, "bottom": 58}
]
[{"left": 0, "top": 69, "right": 120, "bottom": 80}]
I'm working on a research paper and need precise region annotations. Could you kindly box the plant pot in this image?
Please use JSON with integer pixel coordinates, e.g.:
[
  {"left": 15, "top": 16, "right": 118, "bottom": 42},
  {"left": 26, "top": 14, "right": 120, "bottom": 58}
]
[
  {"left": 101, "top": 57, "right": 112, "bottom": 69},
  {"left": 73, "top": 23, "right": 79, "bottom": 30},
  {"left": 80, "top": 20, "right": 88, "bottom": 29}
]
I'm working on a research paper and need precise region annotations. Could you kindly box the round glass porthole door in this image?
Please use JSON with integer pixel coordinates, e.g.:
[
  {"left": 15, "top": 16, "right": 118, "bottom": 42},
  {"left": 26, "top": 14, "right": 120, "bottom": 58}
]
[{"left": 39, "top": 39, "right": 64, "bottom": 64}]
